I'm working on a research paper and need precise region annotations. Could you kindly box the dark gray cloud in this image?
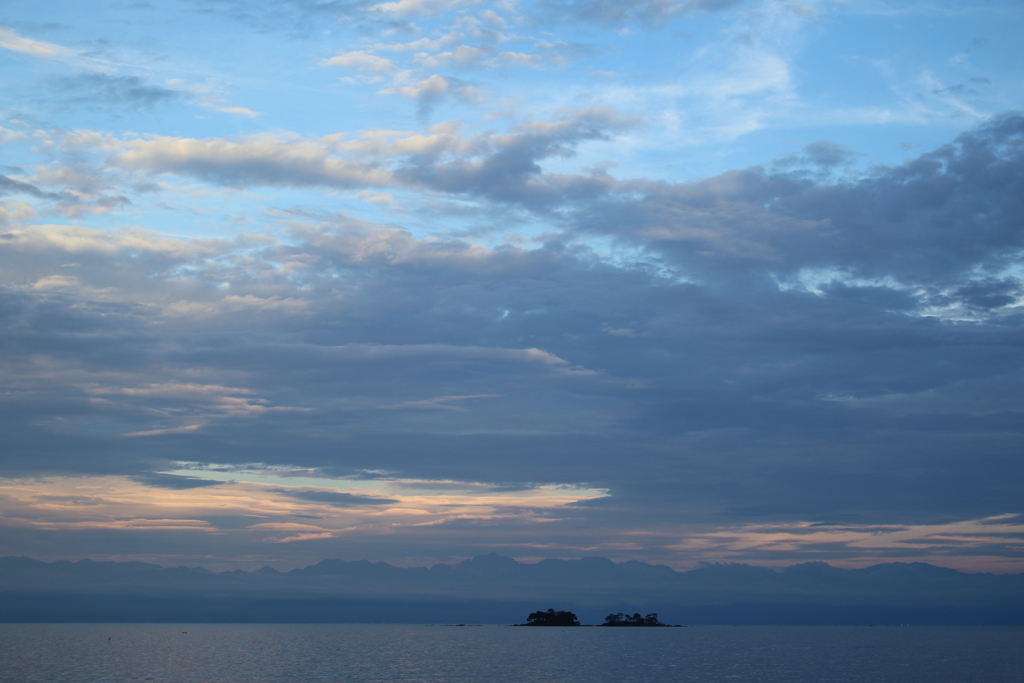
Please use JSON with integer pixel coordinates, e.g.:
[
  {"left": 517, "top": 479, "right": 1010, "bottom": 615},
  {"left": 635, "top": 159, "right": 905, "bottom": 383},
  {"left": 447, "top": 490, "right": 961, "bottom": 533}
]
[
  {"left": 108, "top": 107, "right": 636, "bottom": 207},
  {"left": 0, "top": 116, "right": 1022, "bottom": 565},
  {"left": 535, "top": 0, "right": 745, "bottom": 26},
  {"left": 271, "top": 489, "right": 399, "bottom": 506},
  {"left": 131, "top": 473, "right": 225, "bottom": 489},
  {"left": 572, "top": 112, "right": 1024, "bottom": 286},
  {"left": 773, "top": 140, "right": 859, "bottom": 172},
  {"left": 200, "top": 514, "right": 267, "bottom": 529},
  {"left": 933, "top": 76, "right": 992, "bottom": 98},
  {"left": 48, "top": 73, "right": 181, "bottom": 110},
  {"left": 395, "top": 109, "right": 635, "bottom": 205},
  {"left": 0, "top": 173, "right": 131, "bottom": 217},
  {"left": 0, "top": 175, "right": 56, "bottom": 199}
]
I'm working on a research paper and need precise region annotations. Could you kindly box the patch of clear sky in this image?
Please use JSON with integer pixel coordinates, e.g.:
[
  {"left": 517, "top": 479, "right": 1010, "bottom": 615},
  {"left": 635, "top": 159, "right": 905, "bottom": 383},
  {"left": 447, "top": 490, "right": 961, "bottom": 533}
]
[{"left": 2, "top": 0, "right": 1022, "bottom": 241}]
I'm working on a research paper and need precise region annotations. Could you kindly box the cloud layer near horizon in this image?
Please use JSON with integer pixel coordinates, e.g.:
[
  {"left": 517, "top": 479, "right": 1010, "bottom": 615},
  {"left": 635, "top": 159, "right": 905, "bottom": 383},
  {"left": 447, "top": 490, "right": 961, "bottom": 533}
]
[{"left": 1, "top": 0, "right": 1023, "bottom": 571}]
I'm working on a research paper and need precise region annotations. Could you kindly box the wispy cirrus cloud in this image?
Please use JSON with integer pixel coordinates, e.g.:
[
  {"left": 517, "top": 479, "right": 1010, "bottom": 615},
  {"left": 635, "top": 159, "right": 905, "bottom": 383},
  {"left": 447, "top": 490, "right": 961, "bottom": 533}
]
[{"left": 0, "top": 26, "right": 70, "bottom": 58}]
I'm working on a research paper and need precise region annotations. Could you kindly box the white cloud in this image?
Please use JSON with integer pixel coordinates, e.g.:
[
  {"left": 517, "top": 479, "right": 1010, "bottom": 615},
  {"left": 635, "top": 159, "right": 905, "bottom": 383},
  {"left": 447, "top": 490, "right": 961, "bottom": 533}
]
[
  {"left": 110, "top": 134, "right": 394, "bottom": 188},
  {"left": 414, "top": 46, "right": 493, "bottom": 69},
  {"left": 372, "top": 32, "right": 464, "bottom": 53},
  {"left": 0, "top": 26, "right": 69, "bottom": 58},
  {"left": 322, "top": 51, "right": 398, "bottom": 74},
  {"left": 379, "top": 394, "right": 501, "bottom": 411},
  {"left": 0, "top": 223, "right": 223, "bottom": 258},
  {"left": 30, "top": 274, "right": 79, "bottom": 290},
  {"left": 497, "top": 51, "right": 543, "bottom": 68},
  {"left": 0, "top": 201, "right": 34, "bottom": 224},
  {"left": 0, "top": 126, "right": 28, "bottom": 144},
  {"left": 212, "top": 105, "right": 260, "bottom": 117},
  {"left": 371, "top": 0, "right": 484, "bottom": 17},
  {"left": 381, "top": 73, "right": 454, "bottom": 101},
  {"left": 162, "top": 295, "right": 312, "bottom": 318},
  {"left": 320, "top": 343, "right": 569, "bottom": 366},
  {"left": 124, "top": 424, "right": 204, "bottom": 437}
]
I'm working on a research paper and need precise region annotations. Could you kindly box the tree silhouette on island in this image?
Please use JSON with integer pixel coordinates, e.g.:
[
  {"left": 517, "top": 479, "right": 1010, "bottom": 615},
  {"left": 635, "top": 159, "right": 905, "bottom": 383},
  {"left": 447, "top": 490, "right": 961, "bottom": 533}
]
[
  {"left": 517, "top": 609, "right": 677, "bottom": 626},
  {"left": 520, "top": 609, "right": 582, "bottom": 626},
  {"left": 600, "top": 612, "right": 671, "bottom": 626}
]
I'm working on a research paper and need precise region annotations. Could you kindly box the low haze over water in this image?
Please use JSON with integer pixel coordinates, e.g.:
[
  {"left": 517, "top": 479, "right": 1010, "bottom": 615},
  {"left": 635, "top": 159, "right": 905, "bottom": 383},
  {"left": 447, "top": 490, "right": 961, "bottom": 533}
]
[{"left": 1, "top": 624, "right": 1021, "bottom": 683}]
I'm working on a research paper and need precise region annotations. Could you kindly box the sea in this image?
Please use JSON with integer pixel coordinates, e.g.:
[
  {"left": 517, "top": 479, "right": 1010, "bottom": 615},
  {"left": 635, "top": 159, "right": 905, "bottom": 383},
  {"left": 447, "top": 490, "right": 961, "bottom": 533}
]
[{"left": 1, "top": 624, "right": 1021, "bottom": 682}]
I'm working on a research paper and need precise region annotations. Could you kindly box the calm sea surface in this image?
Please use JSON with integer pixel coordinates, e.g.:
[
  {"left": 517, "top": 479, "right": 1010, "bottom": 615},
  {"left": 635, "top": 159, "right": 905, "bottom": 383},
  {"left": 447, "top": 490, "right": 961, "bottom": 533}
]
[{"left": 1, "top": 624, "right": 1021, "bottom": 683}]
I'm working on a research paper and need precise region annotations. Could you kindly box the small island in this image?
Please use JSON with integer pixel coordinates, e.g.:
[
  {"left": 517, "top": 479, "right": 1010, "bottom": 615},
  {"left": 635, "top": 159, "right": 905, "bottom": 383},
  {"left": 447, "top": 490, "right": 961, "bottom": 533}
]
[
  {"left": 517, "top": 609, "right": 581, "bottom": 626},
  {"left": 515, "top": 609, "right": 682, "bottom": 626},
  {"left": 600, "top": 612, "right": 673, "bottom": 627}
]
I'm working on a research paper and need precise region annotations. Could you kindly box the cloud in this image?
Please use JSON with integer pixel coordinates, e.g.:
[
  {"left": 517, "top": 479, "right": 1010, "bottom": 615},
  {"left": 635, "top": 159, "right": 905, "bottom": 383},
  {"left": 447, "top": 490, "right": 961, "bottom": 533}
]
[
  {"left": 0, "top": 175, "right": 56, "bottom": 200},
  {"left": 124, "top": 425, "right": 207, "bottom": 438},
  {"left": 71, "top": 108, "right": 635, "bottom": 206},
  {"left": 932, "top": 76, "right": 992, "bottom": 98},
  {"left": 380, "top": 74, "right": 481, "bottom": 121},
  {"left": 1, "top": 173, "right": 131, "bottom": 218},
  {"left": 379, "top": 394, "right": 501, "bottom": 411},
  {"left": 0, "top": 26, "right": 69, "bottom": 58},
  {"left": 130, "top": 473, "right": 225, "bottom": 489},
  {"left": 162, "top": 295, "right": 311, "bottom": 319},
  {"left": 0, "top": 126, "right": 28, "bottom": 145},
  {"left": 414, "top": 46, "right": 493, "bottom": 69},
  {"left": 799, "top": 140, "right": 858, "bottom": 168},
  {"left": 271, "top": 488, "right": 399, "bottom": 506},
  {"left": 110, "top": 134, "right": 393, "bottom": 188},
  {"left": 496, "top": 51, "right": 543, "bottom": 69},
  {"left": 47, "top": 73, "right": 181, "bottom": 110},
  {"left": 193, "top": 101, "right": 260, "bottom": 117},
  {"left": 0, "top": 114, "right": 1023, "bottom": 568},
  {"left": 390, "top": 108, "right": 638, "bottom": 204},
  {"left": 0, "top": 222, "right": 224, "bottom": 258},
  {"left": 370, "top": 0, "right": 484, "bottom": 18},
  {"left": 316, "top": 344, "right": 568, "bottom": 366},
  {"left": 371, "top": 32, "right": 464, "bottom": 54},
  {"left": 534, "top": 0, "right": 745, "bottom": 26},
  {"left": 322, "top": 50, "right": 398, "bottom": 74},
  {"left": 0, "top": 201, "right": 34, "bottom": 225},
  {"left": 773, "top": 140, "right": 860, "bottom": 171},
  {"left": 570, "top": 112, "right": 1024, "bottom": 285},
  {"left": 0, "top": 0, "right": 1023, "bottom": 576}
]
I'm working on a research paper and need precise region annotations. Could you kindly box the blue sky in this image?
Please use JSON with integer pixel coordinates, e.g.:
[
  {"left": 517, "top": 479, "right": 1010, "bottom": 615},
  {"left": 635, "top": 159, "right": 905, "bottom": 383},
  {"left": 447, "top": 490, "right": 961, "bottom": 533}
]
[{"left": 1, "top": 0, "right": 1023, "bottom": 572}]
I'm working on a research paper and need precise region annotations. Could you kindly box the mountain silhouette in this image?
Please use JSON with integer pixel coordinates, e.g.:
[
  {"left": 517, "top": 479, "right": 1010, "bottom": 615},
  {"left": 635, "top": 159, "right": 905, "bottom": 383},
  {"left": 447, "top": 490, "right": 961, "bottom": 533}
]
[{"left": 1, "top": 554, "right": 1022, "bottom": 624}]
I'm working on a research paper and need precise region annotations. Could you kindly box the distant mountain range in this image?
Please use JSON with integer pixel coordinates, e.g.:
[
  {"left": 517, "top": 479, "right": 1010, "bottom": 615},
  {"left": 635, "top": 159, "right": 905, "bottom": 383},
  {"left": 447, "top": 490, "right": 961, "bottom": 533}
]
[{"left": 2, "top": 555, "right": 1022, "bottom": 625}]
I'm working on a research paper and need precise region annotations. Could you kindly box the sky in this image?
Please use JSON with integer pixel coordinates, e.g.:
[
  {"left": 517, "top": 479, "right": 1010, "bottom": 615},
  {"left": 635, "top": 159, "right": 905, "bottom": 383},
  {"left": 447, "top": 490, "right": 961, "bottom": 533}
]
[{"left": 0, "top": 0, "right": 1023, "bottom": 573}]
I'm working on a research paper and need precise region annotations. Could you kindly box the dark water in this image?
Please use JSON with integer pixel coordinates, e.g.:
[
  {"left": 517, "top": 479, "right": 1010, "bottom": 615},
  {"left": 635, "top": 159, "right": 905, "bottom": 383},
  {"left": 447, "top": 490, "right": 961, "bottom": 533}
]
[{"left": 1, "top": 624, "right": 1021, "bottom": 682}]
